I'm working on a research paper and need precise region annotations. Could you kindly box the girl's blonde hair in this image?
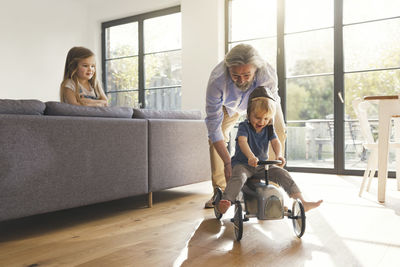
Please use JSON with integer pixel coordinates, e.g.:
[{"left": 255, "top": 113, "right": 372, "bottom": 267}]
[
  {"left": 60, "top": 46, "right": 104, "bottom": 103},
  {"left": 247, "top": 97, "right": 276, "bottom": 125}
]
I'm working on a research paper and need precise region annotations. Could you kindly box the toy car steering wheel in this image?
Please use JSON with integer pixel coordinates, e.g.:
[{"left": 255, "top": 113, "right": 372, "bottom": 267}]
[{"left": 257, "top": 160, "right": 282, "bottom": 166}]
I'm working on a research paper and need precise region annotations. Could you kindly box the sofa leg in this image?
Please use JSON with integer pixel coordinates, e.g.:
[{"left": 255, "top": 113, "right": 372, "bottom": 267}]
[{"left": 148, "top": 192, "right": 153, "bottom": 208}]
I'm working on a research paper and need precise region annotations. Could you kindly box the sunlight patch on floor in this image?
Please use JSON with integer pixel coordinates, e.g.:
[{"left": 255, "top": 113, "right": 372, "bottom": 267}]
[
  {"left": 305, "top": 251, "right": 335, "bottom": 267},
  {"left": 172, "top": 218, "right": 204, "bottom": 267},
  {"left": 253, "top": 224, "right": 275, "bottom": 240}
]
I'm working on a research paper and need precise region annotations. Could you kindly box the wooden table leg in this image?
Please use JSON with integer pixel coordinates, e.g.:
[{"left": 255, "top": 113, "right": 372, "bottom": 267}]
[
  {"left": 377, "top": 105, "right": 391, "bottom": 203},
  {"left": 148, "top": 192, "right": 153, "bottom": 208},
  {"left": 394, "top": 115, "right": 400, "bottom": 190}
]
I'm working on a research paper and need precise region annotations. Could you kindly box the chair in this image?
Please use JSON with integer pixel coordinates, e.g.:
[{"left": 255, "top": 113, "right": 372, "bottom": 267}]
[
  {"left": 305, "top": 119, "right": 332, "bottom": 161},
  {"left": 352, "top": 98, "right": 400, "bottom": 197}
]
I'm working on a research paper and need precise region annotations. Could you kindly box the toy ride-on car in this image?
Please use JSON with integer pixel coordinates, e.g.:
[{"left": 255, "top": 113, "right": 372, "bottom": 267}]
[{"left": 213, "top": 160, "right": 306, "bottom": 241}]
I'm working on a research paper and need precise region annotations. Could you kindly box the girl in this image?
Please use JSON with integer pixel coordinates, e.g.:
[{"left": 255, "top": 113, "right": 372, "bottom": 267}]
[
  {"left": 60, "top": 46, "right": 108, "bottom": 107},
  {"left": 217, "top": 86, "right": 322, "bottom": 214}
]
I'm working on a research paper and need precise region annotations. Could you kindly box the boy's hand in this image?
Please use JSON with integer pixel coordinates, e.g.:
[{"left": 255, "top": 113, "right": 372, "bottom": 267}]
[
  {"left": 276, "top": 156, "right": 286, "bottom": 167},
  {"left": 248, "top": 157, "right": 258, "bottom": 167}
]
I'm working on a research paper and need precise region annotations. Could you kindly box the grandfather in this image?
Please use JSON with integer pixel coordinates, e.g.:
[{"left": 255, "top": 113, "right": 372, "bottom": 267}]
[{"left": 204, "top": 44, "right": 286, "bottom": 208}]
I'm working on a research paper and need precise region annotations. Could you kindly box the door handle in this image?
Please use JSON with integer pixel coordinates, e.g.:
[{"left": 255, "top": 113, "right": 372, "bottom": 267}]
[{"left": 338, "top": 92, "right": 344, "bottom": 104}]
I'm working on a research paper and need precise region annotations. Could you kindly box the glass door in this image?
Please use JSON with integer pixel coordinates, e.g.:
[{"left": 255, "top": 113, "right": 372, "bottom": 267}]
[
  {"left": 285, "top": 0, "right": 335, "bottom": 170},
  {"left": 227, "top": 0, "right": 400, "bottom": 174},
  {"left": 343, "top": 0, "right": 400, "bottom": 172}
]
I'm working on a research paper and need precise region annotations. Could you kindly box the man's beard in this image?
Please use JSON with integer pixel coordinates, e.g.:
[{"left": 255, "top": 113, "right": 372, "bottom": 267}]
[{"left": 235, "top": 80, "right": 252, "bottom": 91}]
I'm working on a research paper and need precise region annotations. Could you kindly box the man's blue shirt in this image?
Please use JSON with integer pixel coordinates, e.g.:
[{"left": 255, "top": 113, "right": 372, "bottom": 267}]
[{"left": 205, "top": 61, "right": 279, "bottom": 143}]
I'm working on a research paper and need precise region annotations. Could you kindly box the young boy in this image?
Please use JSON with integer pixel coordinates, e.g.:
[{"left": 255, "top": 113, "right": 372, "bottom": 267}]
[{"left": 218, "top": 86, "right": 322, "bottom": 214}]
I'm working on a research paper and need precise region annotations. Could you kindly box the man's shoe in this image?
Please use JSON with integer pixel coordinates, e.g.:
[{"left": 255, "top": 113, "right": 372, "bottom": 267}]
[{"left": 204, "top": 197, "right": 214, "bottom": 208}]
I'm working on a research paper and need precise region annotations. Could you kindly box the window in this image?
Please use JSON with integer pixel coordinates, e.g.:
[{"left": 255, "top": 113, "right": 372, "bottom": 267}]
[
  {"left": 343, "top": 0, "right": 400, "bottom": 171},
  {"left": 102, "top": 6, "right": 181, "bottom": 110},
  {"left": 227, "top": 0, "right": 400, "bottom": 175},
  {"left": 227, "top": 0, "right": 277, "bottom": 68},
  {"left": 284, "top": 0, "right": 334, "bottom": 169}
]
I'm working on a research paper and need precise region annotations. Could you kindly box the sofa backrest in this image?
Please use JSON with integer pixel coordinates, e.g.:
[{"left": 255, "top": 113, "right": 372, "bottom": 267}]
[
  {"left": 0, "top": 99, "right": 46, "bottom": 115},
  {"left": 45, "top": 101, "right": 133, "bottom": 118},
  {"left": 133, "top": 108, "right": 202, "bottom": 120},
  {"left": 0, "top": 99, "right": 203, "bottom": 120}
]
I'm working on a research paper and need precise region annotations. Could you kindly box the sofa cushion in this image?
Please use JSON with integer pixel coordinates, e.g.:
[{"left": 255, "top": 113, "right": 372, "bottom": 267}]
[
  {"left": 133, "top": 109, "right": 202, "bottom": 120},
  {"left": 45, "top": 101, "right": 133, "bottom": 118},
  {"left": 0, "top": 99, "right": 46, "bottom": 115}
]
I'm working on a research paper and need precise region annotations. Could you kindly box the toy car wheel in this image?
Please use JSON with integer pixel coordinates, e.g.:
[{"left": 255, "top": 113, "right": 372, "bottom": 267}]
[
  {"left": 291, "top": 199, "right": 306, "bottom": 238},
  {"left": 213, "top": 187, "right": 223, "bottom": 220},
  {"left": 233, "top": 200, "right": 243, "bottom": 241}
]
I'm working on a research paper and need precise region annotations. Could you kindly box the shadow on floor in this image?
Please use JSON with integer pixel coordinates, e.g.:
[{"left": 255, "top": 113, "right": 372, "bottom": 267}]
[{"left": 0, "top": 189, "right": 198, "bottom": 242}]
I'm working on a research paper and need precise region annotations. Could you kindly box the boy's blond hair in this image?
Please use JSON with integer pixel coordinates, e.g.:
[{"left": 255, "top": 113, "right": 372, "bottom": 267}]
[{"left": 247, "top": 97, "right": 276, "bottom": 125}]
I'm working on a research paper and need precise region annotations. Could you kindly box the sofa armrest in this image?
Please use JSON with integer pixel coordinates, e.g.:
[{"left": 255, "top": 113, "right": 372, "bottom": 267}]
[{"left": 147, "top": 119, "right": 210, "bottom": 192}]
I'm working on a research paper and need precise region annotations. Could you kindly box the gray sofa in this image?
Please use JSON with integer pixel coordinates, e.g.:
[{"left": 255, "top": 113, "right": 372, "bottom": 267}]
[{"left": 0, "top": 100, "right": 210, "bottom": 221}]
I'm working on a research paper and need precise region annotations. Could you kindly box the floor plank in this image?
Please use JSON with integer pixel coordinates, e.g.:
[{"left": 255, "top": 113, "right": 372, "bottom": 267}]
[{"left": 1, "top": 173, "right": 399, "bottom": 267}]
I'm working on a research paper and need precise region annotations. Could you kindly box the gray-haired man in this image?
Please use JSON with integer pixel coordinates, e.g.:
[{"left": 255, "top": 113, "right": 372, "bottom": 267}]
[{"left": 204, "top": 44, "right": 286, "bottom": 208}]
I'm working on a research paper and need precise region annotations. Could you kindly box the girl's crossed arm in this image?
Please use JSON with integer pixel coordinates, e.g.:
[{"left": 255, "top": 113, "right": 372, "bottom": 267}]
[{"left": 79, "top": 95, "right": 108, "bottom": 107}]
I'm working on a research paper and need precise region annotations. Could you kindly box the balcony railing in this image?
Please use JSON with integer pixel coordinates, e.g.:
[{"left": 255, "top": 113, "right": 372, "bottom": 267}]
[{"left": 228, "top": 118, "right": 398, "bottom": 170}]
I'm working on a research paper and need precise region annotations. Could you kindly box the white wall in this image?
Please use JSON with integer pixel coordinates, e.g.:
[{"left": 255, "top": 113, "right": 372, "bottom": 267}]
[
  {"left": 0, "top": 0, "right": 91, "bottom": 101},
  {"left": 0, "top": 0, "right": 225, "bottom": 113},
  {"left": 181, "top": 0, "right": 225, "bottom": 114}
]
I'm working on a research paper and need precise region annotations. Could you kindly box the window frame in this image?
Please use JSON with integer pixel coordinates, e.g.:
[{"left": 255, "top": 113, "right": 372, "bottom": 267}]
[
  {"left": 225, "top": 0, "right": 400, "bottom": 177},
  {"left": 101, "top": 6, "right": 181, "bottom": 108}
]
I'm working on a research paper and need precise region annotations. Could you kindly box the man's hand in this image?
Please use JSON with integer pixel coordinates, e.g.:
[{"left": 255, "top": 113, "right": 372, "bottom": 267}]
[
  {"left": 224, "top": 162, "right": 232, "bottom": 182},
  {"left": 212, "top": 140, "right": 232, "bottom": 182}
]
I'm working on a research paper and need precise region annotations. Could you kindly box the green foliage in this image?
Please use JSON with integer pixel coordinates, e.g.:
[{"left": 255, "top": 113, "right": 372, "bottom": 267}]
[
  {"left": 345, "top": 70, "right": 400, "bottom": 119},
  {"left": 286, "top": 83, "right": 308, "bottom": 121},
  {"left": 105, "top": 45, "right": 139, "bottom": 107},
  {"left": 287, "top": 48, "right": 400, "bottom": 121},
  {"left": 287, "top": 58, "right": 333, "bottom": 121},
  {"left": 105, "top": 43, "right": 181, "bottom": 108}
]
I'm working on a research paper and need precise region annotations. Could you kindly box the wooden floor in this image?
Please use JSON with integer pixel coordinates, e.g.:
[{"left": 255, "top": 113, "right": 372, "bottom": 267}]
[{"left": 1, "top": 173, "right": 400, "bottom": 267}]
